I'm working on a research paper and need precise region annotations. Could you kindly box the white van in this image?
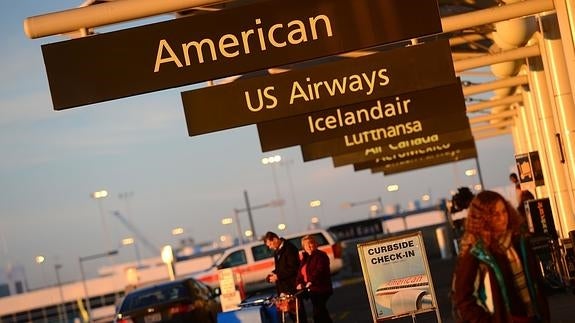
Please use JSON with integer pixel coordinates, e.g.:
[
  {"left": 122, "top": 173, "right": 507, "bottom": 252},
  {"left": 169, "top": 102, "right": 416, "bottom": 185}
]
[{"left": 192, "top": 229, "right": 343, "bottom": 293}]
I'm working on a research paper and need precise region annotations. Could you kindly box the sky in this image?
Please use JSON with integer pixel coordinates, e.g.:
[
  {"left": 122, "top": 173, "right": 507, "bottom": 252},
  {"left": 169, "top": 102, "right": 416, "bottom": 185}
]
[{"left": 0, "top": 1, "right": 516, "bottom": 290}]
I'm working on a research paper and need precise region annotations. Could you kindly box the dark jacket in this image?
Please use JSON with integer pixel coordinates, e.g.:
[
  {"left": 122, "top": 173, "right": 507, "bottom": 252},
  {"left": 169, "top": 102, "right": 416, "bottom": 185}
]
[
  {"left": 452, "top": 235, "right": 550, "bottom": 323},
  {"left": 273, "top": 238, "right": 301, "bottom": 295},
  {"left": 296, "top": 249, "right": 333, "bottom": 295}
]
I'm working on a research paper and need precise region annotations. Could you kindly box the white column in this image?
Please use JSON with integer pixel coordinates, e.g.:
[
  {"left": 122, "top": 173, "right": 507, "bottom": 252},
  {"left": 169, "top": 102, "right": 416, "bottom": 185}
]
[
  {"left": 526, "top": 34, "right": 573, "bottom": 237},
  {"left": 553, "top": 0, "right": 575, "bottom": 100},
  {"left": 537, "top": 15, "right": 575, "bottom": 236},
  {"left": 519, "top": 73, "right": 550, "bottom": 198}
]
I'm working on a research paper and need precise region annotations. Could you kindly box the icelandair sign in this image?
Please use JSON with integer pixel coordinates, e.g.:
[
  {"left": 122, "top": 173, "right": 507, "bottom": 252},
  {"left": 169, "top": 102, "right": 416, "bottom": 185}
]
[{"left": 42, "top": 0, "right": 442, "bottom": 110}]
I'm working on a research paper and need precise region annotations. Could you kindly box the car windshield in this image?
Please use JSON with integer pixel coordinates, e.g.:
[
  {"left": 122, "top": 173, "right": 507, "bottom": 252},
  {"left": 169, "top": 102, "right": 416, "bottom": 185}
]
[{"left": 121, "top": 282, "right": 189, "bottom": 311}]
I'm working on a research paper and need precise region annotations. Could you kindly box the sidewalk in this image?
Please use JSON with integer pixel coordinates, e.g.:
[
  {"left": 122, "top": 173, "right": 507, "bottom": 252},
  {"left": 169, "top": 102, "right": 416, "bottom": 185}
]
[
  {"left": 426, "top": 258, "right": 575, "bottom": 322},
  {"left": 329, "top": 257, "right": 575, "bottom": 323}
]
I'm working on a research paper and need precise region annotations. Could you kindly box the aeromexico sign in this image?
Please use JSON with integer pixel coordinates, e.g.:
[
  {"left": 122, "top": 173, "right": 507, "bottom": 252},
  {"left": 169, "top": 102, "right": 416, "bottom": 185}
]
[
  {"left": 41, "top": 0, "right": 442, "bottom": 110},
  {"left": 372, "top": 146, "right": 478, "bottom": 175},
  {"left": 353, "top": 139, "right": 477, "bottom": 171}
]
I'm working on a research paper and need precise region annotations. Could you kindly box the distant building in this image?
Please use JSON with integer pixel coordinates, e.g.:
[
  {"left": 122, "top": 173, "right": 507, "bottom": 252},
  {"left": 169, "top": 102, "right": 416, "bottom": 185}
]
[{"left": 0, "top": 264, "right": 28, "bottom": 298}]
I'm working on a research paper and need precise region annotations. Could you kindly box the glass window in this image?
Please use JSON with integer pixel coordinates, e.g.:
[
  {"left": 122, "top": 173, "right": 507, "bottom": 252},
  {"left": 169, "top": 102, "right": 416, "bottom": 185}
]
[
  {"left": 1, "top": 314, "right": 16, "bottom": 323},
  {"left": 90, "top": 295, "right": 103, "bottom": 308},
  {"left": 103, "top": 292, "right": 118, "bottom": 306},
  {"left": 14, "top": 281, "right": 24, "bottom": 294},
  {"left": 288, "top": 233, "right": 328, "bottom": 250},
  {"left": 189, "top": 279, "right": 211, "bottom": 299},
  {"left": 29, "top": 309, "right": 44, "bottom": 320},
  {"left": 252, "top": 244, "right": 274, "bottom": 261},
  {"left": 0, "top": 283, "right": 9, "bottom": 297},
  {"left": 218, "top": 250, "right": 247, "bottom": 269},
  {"left": 44, "top": 305, "right": 58, "bottom": 316},
  {"left": 15, "top": 311, "right": 30, "bottom": 322}
]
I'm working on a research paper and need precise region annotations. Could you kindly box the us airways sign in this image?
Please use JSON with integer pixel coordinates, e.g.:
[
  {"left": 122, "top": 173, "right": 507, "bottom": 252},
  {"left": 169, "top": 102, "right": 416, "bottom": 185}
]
[
  {"left": 182, "top": 40, "right": 454, "bottom": 136},
  {"left": 42, "top": 0, "right": 442, "bottom": 110}
]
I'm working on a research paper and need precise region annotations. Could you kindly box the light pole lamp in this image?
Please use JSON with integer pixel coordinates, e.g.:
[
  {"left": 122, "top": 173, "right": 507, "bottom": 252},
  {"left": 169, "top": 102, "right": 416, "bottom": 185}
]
[
  {"left": 222, "top": 216, "right": 242, "bottom": 245},
  {"left": 121, "top": 237, "right": 142, "bottom": 267},
  {"left": 79, "top": 250, "right": 118, "bottom": 323},
  {"left": 309, "top": 199, "right": 324, "bottom": 228}
]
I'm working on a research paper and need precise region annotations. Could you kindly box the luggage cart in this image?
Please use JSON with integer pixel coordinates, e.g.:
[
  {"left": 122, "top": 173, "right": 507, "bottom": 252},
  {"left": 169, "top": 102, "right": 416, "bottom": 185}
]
[{"left": 271, "top": 289, "right": 307, "bottom": 323}]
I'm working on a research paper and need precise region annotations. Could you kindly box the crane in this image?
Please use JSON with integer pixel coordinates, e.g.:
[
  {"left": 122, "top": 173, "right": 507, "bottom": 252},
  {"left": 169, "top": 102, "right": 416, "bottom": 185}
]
[{"left": 111, "top": 210, "right": 160, "bottom": 256}]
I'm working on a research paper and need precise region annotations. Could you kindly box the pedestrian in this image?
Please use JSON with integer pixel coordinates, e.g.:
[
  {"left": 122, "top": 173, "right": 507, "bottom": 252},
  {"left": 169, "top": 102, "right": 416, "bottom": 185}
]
[
  {"left": 517, "top": 190, "right": 536, "bottom": 229},
  {"left": 263, "top": 231, "right": 308, "bottom": 323},
  {"left": 510, "top": 172, "right": 523, "bottom": 206},
  {"left": 296, "top": 235, "right": 333, "bottom": 323},
  {"left": 451, "top": 190, "right": 550, "bottom": 323}
]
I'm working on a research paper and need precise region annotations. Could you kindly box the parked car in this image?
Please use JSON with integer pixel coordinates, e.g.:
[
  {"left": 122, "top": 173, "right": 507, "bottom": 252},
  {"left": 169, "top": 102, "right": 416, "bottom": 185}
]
[
  {"left": 193, "top": 229, "right": 343, "bottom": 292},
  {"left": 114, "top": 277, "right": 221, "bottom": 323}
]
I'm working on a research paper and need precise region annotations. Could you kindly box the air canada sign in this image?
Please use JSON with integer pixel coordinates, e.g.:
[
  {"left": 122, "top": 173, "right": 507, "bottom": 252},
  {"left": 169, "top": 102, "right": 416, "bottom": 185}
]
[{"left": 41, "top": 0, "right": 442, "bottom": 110}]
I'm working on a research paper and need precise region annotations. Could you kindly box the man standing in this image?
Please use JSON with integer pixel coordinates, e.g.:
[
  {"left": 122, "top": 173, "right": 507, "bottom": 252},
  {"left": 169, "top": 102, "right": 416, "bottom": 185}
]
[{"left": 263, "top": 231, "right": 308, "bottom": 323}]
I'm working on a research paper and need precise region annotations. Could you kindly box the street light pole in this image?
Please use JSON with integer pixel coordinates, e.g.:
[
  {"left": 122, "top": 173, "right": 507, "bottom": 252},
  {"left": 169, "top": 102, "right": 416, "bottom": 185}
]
[
  {"left": 281, "top": 159, "right": 300, "bottom": 230},
  {"left": 243, "top": 190, "right": 256, "bottom": 241},
  {"left": 235, "top": 191, "right": 285, "bottom": 242},
  {"left": 79, "top": 250, "right": 118, "bottom": 323},
  {"left": 262, "top": 155, "right": 287, "bottom": 230},
  {"left": 91, "top": 190, "right": 113, "bottom": 262},
  {"left": 232, "top": 210, "right": 243, "bottom": 244},
  {"left": 309, "top": 199, "right": 325, "bottom": 227},
  {"left": 34, "top": 255, "right": 48, "bottom": 288},
  {"left": 54, "top": 264, "right": 68, "bottom": 323}
]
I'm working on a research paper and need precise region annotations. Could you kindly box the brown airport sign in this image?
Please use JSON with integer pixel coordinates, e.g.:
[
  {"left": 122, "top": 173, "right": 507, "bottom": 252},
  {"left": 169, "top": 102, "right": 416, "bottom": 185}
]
[
  {"left": 181, "top": 39, "right": 455, "bottom": 135},
  {"left": 42, "top": 0, "right": 442, "bottom": 110},
  {"left": 331, "top": 127, "right": 474, "bottom": 167},
  {"left": 374, "top": 147, "right": 478, "bottom": 175},
  {"left": 353, "top": 139, "right": 477, "bottom": 171},
  {"left": 257, "top": 82, "right": 467, "bottom": 152},
  {"left": 300, "top": 115, "right": 472, "bottom": 162}
]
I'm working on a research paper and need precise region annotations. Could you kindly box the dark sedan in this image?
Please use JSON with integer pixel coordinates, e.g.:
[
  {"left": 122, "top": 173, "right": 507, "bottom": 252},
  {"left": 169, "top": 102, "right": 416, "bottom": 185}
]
[{"left": 114, "top": 277, "right": 221, "bottom": 323}]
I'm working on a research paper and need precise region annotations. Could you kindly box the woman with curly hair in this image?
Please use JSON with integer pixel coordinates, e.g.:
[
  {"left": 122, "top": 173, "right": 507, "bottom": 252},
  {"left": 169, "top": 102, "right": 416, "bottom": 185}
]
[{"left": 451, "top": 190, "right": 550, "bottom": 322}]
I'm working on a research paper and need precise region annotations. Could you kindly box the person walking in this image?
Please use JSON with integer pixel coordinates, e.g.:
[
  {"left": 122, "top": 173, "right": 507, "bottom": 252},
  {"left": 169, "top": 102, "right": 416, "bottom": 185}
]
[
  {"left": 296, "top": 235, "right": 333, "bottom": 323},
  {"left": 263, "top": 231, "right": 308, "bottom": 323},
  {"left": 451, "top": 190, "right": 550, "bottom": 323}
]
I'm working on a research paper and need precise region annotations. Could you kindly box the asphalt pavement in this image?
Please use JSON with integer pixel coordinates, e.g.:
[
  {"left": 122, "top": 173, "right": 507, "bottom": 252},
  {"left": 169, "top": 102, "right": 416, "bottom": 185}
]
[{"left": 324, "top": 258, "right": 575, "bottom": 323}]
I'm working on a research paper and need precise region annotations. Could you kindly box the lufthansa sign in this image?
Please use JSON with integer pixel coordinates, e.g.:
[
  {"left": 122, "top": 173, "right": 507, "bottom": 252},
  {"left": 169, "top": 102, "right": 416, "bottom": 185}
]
[
  {"left": 42, "top": 0, "right": 442, "bottom": 110},
  {"left": 301, "top": 119, "right": 472, "bottom": 162}
]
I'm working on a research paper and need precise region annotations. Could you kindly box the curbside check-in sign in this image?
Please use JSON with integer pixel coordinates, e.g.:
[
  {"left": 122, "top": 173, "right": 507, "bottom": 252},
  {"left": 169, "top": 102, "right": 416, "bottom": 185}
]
[{"left": 41, "top": 0, "right": 442, "bottom": 110}]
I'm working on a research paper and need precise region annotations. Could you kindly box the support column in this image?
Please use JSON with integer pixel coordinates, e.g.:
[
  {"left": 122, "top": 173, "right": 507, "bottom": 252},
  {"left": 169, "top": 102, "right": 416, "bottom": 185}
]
[
  {"left": 526, "top": 34, "right": 573, "bottom": 238},
  {"left": 519, "top": 72, "right": 550, "bottom": 198},
  {"left": 553, "top": 0, "right": 575, "bottom": 99},
  {"left": 538, "top": 15, "right": 575, "bottom": 236}
]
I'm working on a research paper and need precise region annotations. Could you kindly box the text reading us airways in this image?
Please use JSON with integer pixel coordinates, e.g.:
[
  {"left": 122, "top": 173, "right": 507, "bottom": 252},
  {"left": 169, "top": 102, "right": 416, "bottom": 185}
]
[{"left": 154, "top": 15, "right": 333, "bottom": 72}]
